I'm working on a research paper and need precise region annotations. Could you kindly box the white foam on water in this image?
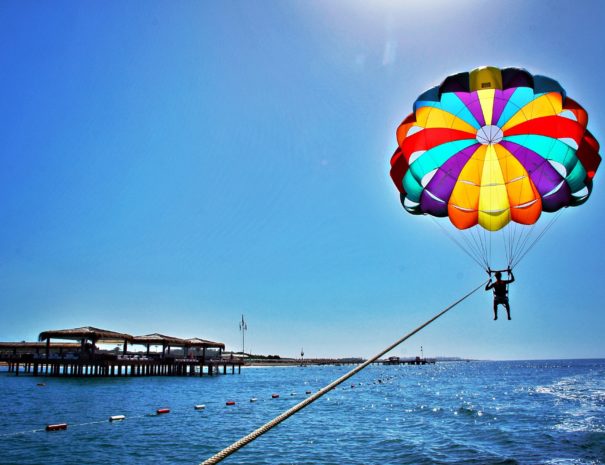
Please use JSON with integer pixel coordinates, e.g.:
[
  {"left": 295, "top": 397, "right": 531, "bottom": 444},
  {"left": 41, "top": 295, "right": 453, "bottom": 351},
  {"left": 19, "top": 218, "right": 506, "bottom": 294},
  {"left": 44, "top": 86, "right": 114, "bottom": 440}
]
[{"left": 536, "top": 372, "right": 605, "bottom": 433}]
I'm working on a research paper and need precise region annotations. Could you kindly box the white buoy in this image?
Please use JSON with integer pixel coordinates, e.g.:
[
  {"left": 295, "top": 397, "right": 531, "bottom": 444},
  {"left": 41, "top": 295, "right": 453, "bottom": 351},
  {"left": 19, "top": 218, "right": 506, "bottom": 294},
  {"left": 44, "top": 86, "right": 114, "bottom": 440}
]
[
  {"left": 109, "top": 415, "right": 126, "bottom": 422},
  {"left": 46, "top": 423, "right": 67, "bottom": 431},
  {"left": 250, "top": 398, "right": 257, "bottom": 402},
  {"left": 194, "top": 404, "right": 206, "bottom": 410}
]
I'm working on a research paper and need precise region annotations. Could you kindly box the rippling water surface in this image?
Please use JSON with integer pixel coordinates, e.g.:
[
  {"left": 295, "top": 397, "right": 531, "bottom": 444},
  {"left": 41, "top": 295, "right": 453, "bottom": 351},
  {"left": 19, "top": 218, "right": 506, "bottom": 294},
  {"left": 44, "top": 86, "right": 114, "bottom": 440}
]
[{"left": 1, "top": 360, "right": 604, "bottom": 465}]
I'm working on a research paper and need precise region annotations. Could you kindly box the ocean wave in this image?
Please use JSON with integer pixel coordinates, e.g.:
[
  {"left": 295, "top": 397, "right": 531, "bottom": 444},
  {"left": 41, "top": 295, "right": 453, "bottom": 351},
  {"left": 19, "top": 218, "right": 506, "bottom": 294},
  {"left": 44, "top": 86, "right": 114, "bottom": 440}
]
[
  {"left": 535, "top": 372, "right": 605, "bottom": 434},
  {"left": 553, "top": 416, "right": 605, "bottom": 433},
  {"left": 543, "top": 459, "right": 602, "bottom": 465},
  {"left": 535, "top": 375, "right": 605, "bottom": 408}
]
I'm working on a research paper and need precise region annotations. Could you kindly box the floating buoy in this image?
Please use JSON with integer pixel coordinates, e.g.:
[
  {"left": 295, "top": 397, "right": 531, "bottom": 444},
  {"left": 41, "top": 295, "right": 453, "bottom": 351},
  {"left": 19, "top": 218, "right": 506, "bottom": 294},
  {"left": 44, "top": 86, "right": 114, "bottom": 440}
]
[
  {"left": 194, "top": 405, "right": 206, "bottom": 410},
  {"left": 46, "top": 423, "right": 67, "bottom": 431},
  {"left": 290, "top": 392, "right": 296, "bottom": 396},
  {"left": 156, "top": 408, "right": 170, "bottom": 415},
  {"left": 250, "top": 398, "right": 257, "bottom": 402},
  {"left": 226, "top": 401, "right": 236, "bottom": 406},
  {"left": 305, "top": 390, "right": 312, "bottom": 395},
  {"left": 271, "top": 394, "right": 279, "bottom": 399},
  {"left": 109, "top": 415, "right": 126, "bottom": 422}
]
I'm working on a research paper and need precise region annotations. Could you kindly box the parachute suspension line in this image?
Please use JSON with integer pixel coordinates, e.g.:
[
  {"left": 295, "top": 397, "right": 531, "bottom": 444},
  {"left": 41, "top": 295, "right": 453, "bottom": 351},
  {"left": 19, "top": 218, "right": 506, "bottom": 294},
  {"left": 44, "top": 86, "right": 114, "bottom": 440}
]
[
  {"left": 450, "top": 157, "right": 491, "bottom": 271},
  {"left": 505, "top": 217, "right": 543, "bottom": 270},
  {"left": 430, "top": 218, "right": 488, "bottom": 271},
  {"left": 429, "top": 218, "right": 482, "bottom": 269},
  {"left": 511, "top": 222, "right": 533, "bottom": 267},
  {"left": 470, "top": 224, "right": 490, "bottom": 271},
  {"left": 510, "top": 225, "right": 519, "bottom": 268},
  {"left": 469, "top": 226, "right": 490, "bottom": 271},
  {"left": 468, "top": 226, "right": 486, "bottom": 269},
  {"left": 508, "top": 164, "right": 526, "bottom": 269},
  {"left": 508, "top": 221, "right": 539, "bottom": 268},
  {"left": 510, "top": 224, "right": 521, "bottom": 268},
  {"left": 477, "top": 225, "right": 490, "bottom": 271},
  {"left": 514, "top": 223, "right": 535, "bottom": 267},
  {"left": 485, "top": 225, "right": 492, "bottom": 269},
  {"left": 513, "top": 148, "right": 554, "bottom": 265},
  {"left": 462, "top": 227, "right": 489, "bottom": 270},
  {"left": 505, "top": 223, "right": 520, "bottom": 269},
  {"left": 511, "top": 223, "right": 523, "bottom": 267},
  {"left": 504, "top": 151, "right": 541, "bottom": 270},
  {"left": 198, "top": 281, "right": 487, "bottom": 465},
  {"left": 484, "top": 227, "right": 491, "bottom": 269},
  {"left": 502, "top": 227, "right": 512, "bottom": 269},
  {"left": 512, "top": 210, "right": 563, "bottom": 269}
]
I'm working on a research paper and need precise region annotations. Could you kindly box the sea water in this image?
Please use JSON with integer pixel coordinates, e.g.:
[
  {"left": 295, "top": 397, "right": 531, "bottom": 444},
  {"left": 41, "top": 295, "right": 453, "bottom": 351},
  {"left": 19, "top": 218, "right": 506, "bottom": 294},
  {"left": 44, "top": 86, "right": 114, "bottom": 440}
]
[{"left": 0, "top": 360, "right": 603, "bottom": 465}]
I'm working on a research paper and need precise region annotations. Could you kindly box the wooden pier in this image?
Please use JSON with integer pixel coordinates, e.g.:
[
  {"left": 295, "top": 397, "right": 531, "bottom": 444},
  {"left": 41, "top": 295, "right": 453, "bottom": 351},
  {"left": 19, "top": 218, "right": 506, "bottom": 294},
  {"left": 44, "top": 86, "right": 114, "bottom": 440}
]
[
  {"left": 1, "top": 355, "right": 242, "bottom": 377},
  {"left": 0, "top": 326, "right": 241, "bottom": 378}
]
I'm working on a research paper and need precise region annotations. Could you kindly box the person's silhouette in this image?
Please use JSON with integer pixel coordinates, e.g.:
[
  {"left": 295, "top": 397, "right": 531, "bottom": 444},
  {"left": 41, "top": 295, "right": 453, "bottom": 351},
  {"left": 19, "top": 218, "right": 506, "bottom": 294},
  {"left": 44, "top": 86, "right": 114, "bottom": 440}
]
[{"left": 485, "top": 269, "right": 515, "bottom": 320}]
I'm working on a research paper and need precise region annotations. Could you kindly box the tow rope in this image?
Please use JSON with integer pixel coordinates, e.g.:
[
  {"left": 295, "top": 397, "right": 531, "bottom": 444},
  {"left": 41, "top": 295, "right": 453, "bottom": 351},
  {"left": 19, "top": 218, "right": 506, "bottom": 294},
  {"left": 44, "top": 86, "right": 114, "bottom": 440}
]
[{"left": 200, "top": 280, "right": 487, "bottom": 465}]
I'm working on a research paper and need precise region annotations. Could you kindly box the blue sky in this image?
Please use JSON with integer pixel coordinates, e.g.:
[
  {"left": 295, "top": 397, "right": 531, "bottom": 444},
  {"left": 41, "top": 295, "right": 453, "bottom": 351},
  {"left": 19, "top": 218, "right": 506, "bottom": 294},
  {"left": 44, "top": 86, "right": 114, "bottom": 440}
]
[{"left": 1, "top": 1, "right": 604, "bottom": 360}]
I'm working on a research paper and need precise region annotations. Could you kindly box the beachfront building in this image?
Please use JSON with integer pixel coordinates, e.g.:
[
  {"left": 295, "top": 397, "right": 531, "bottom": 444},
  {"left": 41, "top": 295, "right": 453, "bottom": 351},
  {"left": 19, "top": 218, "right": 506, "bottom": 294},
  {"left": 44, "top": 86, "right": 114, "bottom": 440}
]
[
  {"left": 0, "top": 342, "right": 81, "bottom": 359},
  {"left": 131, "top": 333, "right": 187, "bottom": 359},
  {"left": 38, "top": 326, "right": 133, "bottom": 359},
  {"left": 0, "top": 326, "right": 238, "bottom": 377}
]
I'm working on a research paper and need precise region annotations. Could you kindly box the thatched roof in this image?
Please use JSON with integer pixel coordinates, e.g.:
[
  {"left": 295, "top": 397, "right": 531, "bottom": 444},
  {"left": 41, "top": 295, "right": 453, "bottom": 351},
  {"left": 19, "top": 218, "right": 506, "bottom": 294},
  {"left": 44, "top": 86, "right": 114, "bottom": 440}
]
[
  {"left": 185, "top": 338, "right": 225, "bottom": 350},
  {"left": 132, "top": 333, "right": 187, "bottom": 346},
  {"left": 0, "top": 342, "right": 81, "bottom": 350},
  {"left": 34, "top": 327, "right": 224, "bottom": 349},
  {"left": 38, "top": 326, "right": 133, "bottom": 343}
]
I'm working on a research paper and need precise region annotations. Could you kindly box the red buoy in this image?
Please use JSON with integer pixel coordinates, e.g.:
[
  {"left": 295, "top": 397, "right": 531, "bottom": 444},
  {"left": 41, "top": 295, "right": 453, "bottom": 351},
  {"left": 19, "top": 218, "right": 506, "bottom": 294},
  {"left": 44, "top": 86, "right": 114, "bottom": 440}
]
[
  {"left": 226, "top": 401, "right": 236, "bottom": 406},
  {"left": 46, "top": 423, "right": 67, "bottom": 432},
  {"left": 156, "top": 408, "right": 170, "bottom": 415}
]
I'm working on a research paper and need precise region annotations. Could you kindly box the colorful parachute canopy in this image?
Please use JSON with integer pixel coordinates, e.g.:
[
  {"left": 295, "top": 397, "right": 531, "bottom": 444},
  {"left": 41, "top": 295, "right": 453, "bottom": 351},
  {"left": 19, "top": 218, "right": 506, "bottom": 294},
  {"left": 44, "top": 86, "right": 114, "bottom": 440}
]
[{"left": 390, "top": 66, "right": 601, "bottom": 232}]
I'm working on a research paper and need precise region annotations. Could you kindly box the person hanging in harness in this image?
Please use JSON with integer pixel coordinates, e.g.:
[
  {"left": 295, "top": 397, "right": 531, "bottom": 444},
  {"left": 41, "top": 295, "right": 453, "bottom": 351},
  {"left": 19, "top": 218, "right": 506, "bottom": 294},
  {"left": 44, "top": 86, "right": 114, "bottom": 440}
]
[{"left": 485, "top": 268, "right": 515, "bottom": 320}]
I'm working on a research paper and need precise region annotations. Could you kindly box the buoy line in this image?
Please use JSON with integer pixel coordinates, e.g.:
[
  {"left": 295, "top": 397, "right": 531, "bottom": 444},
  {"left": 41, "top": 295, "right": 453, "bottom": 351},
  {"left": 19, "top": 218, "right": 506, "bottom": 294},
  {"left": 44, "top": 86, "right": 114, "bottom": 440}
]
[
  {"left": 0, "top": 389, "right": 360, "bottom": 438},
  {"left": 0, "top": 413, "right": 149, "bottom": 437},
  {"left": 0, "top": 364, "right": 422, "bottom": 438},
  {"left": 0, "top": 428, "right": 47, "bottom": 437},
  {"left": 200, "top": 281, "right": 487, "bottom": 465},
  {"left": 1, "top": 367, "right": 406, "bottom": 438}
]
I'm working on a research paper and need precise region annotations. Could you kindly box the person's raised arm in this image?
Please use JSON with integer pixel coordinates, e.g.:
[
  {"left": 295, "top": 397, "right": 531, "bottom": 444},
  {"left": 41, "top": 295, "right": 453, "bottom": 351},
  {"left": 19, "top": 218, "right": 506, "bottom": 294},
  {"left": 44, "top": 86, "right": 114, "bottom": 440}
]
[{"left": 507, "top": 268, "right": 515, "bottom": 283}]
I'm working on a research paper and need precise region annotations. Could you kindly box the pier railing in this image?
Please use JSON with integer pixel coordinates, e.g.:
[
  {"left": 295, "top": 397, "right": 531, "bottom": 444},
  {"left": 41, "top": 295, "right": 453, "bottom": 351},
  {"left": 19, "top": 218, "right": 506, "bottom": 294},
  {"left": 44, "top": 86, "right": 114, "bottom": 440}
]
[{"left": 0, "top": 353, "right": 243, "bottom": 378}]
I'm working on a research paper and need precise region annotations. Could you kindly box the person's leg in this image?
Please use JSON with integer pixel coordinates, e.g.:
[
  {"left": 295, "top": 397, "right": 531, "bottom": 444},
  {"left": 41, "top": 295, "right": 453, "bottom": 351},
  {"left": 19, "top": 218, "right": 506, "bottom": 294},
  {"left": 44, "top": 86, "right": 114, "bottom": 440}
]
[
  {"left": 504, "top": 301, "right": 511, "bottom": 320},
  {"left": 493, "top": 301, "right": 498, "bottom": 320}
]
